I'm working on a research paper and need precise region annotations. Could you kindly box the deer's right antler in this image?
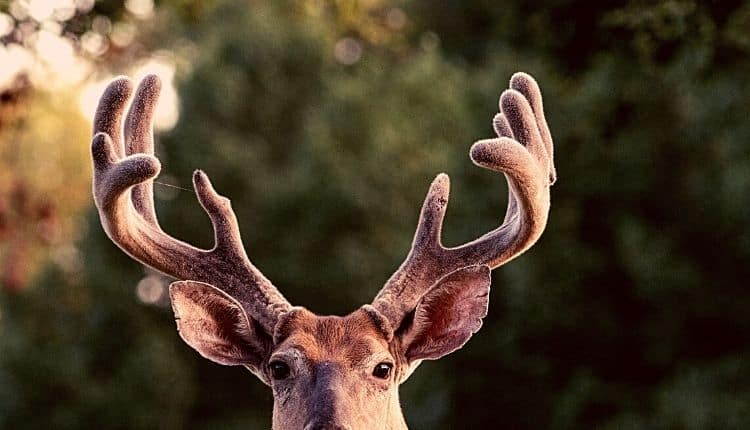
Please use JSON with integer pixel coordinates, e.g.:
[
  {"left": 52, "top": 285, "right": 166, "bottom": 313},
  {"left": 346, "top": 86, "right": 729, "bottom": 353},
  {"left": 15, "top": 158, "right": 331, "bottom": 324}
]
[
  {"left": 372, "top": 72, "right": 556, "bottom": 326},
  {"left": 91, "top": 75, "right": 290, "bottom": 333}
]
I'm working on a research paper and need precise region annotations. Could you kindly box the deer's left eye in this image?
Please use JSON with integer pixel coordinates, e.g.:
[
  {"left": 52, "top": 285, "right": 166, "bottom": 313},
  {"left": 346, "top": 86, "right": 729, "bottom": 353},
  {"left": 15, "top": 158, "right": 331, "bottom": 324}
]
[
  {"left": 372, "top": 362, "right": 393, "bottom": 379},
  {"left": 269, "top": 360, "right": 290, "bottom": 380}
]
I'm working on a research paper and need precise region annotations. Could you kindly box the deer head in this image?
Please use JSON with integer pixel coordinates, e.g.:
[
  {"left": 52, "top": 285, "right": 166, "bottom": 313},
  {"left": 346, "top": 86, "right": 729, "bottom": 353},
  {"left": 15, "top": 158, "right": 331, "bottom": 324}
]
[{"left": 91, "top": 72, "right": 556, "bottom": 430}]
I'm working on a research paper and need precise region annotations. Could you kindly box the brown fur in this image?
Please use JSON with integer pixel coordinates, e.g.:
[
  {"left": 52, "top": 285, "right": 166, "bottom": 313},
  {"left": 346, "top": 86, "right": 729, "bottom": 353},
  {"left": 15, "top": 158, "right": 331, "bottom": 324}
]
[{"left": 268, "top": 307, "right": 407, "bottom": 429}]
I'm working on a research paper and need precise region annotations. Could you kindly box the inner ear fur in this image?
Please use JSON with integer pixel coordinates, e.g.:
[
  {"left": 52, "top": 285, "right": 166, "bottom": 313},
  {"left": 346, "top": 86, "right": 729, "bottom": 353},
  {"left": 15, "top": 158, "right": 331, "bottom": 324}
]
[
  {"left": 170, "top": 280, "right": 271, "bottom": 372},
  {"left": 398, "top": 265, "right": 491, "bottom": 363}
]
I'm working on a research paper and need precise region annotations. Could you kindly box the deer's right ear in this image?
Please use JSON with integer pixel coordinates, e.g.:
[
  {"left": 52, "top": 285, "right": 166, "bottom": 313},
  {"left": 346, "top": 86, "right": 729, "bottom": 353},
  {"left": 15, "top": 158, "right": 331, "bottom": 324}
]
[{"left": 169, "top": 281, "right": 270, "bottom": 370}]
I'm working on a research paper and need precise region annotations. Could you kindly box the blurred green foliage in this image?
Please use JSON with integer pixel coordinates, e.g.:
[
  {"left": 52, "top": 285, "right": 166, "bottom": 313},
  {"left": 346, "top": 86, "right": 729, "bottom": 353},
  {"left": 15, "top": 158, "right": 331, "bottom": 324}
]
[{"left": 1, "top": 0, "right": 750, "bottom": 429}]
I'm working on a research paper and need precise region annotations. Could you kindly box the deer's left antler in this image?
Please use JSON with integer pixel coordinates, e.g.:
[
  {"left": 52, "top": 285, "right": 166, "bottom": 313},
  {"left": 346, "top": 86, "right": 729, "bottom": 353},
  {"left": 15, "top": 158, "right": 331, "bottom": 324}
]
[{"left": 372, "top": 72, "right": 556, "bottom": 325}]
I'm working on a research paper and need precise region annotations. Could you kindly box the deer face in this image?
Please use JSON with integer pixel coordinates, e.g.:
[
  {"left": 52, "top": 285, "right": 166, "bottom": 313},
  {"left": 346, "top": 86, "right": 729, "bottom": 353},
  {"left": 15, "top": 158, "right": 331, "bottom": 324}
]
[
  {"left": 91, "top": 72, "right": 555, "bottom": 429},
  {"left": 169, "top": 265, "right": 492, "bottom": 430},
  {"left": 268, "top": 308, "right": 402, "bottom": 430}
]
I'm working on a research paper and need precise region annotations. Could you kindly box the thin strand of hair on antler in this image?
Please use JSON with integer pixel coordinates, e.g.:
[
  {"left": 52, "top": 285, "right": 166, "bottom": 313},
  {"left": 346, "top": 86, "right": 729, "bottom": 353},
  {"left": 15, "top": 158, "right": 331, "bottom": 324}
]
[
  {"left": 153, "top": 180, "right": 195, "bottom": 193},
  {"left": 91, "top": 75, "right": 290, "bottom": 333},
  {"left": 372, "top": 72, "right": 556, "bottom": 326}
]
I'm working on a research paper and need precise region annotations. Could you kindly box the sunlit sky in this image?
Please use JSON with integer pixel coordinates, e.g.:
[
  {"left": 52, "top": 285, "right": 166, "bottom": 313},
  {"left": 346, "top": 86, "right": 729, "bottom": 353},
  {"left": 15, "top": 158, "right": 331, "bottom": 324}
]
[{"left": 1, "top": 0, "right": 178, "bottom": 131}]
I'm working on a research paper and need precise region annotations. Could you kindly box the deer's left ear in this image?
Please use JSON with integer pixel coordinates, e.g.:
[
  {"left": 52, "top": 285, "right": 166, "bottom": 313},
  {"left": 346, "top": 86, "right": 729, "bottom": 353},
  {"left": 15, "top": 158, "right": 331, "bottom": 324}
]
[
  {"left": 399, "top": 265, "right": 491, "bottom": 362},
  {"left": 169, "top": 281, "right": 270, "bottom": 371}
]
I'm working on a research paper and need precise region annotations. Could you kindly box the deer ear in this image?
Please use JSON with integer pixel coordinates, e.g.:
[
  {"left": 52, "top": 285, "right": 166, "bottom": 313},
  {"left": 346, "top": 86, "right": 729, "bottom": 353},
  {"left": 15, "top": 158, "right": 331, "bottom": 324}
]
[
  {"left": 399, "top": 266, "right": 491, "bottom": 362},
  {"left": 169, "top": 280, "right": 269, "bottom": 369}
]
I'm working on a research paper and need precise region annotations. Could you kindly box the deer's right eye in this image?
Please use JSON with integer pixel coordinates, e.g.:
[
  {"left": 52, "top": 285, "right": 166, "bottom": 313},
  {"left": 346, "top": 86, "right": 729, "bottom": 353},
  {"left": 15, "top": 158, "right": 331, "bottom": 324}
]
[
  {"left": 372, "top": 362, "right": 393, "bottom": 379},
  {"left": 269, "top": 361, "right": 290, "bottom": 380}
]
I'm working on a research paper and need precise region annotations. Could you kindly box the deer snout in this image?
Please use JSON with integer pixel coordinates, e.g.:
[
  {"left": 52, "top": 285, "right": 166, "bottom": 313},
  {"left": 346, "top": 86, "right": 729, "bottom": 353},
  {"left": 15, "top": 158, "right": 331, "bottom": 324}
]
[
  {"left": 303, "top": 423, "right": 352, "bottom": 430},
  {"left": 305, "top": 387, "right": 352, "bottom": 430},
  {"left": 304, "top": 362, "right": 354, "bottom": 430}
]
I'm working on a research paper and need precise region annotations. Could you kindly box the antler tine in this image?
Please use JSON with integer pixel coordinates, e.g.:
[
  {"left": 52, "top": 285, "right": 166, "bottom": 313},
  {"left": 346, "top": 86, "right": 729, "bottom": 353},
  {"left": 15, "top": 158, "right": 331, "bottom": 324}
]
[
  {"left": 373, "top": 72, "right": 555, "bottom": 326},
  {"left": 510, "top": 72, "right": 556, "bottom": 185},
  {"left": 123, "top": 75, "right": 160, "bottom": 226},
  {"left": 91, "top": 76, "right": 291, "bottom": 333}
]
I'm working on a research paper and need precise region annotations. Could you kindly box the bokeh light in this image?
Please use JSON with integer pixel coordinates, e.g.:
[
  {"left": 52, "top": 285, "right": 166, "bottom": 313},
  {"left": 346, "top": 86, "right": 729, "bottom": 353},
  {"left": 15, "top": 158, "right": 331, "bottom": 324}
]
[
  {"left": 0, "top": 13, "right": 14, "bottom": 37},
  {"left": 0, "top": 44, "right": 33, "bottom": 89},
  {"left": 334, "top": 37, "right": 363, "bottom": 65},
  {"left": 125, "top": 0, "right": 155, "bottom": 20},
  {"left": 135, "top": 274, "right": 167, "bottom": 305}
]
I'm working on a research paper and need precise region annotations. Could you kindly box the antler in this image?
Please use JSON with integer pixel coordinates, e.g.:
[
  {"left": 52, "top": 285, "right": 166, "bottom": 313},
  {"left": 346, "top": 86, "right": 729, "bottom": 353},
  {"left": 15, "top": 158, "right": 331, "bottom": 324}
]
[
  {"left": 91, "top": 75, "right": 290, "bottom": 333},
  {"left": 372, "top": 72, "right": 556, "bottom": 325}
]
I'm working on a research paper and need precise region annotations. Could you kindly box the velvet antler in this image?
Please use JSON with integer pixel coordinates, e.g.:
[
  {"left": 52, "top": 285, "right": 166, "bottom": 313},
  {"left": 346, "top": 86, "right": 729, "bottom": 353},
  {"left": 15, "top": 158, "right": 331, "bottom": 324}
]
[
  {"left": 91, "top": 75, "right": 290, "bottom": 333},
  {"left": 372, "top": 72, "right": 556, "bottom": 326}
]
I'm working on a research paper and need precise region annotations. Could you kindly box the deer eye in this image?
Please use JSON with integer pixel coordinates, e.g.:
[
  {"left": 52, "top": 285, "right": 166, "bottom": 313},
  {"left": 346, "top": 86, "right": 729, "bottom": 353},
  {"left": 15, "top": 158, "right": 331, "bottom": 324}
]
[
  {"left": 372, "top": 362, "right": 393, "bottom": 379},
  {"left": 269, "top": 360, "right": 290, "bottom": 380}
]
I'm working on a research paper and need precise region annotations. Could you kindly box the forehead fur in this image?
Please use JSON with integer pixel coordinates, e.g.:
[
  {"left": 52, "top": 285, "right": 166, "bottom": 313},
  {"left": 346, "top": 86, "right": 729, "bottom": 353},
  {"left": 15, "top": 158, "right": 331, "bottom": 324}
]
[{"left": 274, "top": 308, "right": 391, "bottom": 364}]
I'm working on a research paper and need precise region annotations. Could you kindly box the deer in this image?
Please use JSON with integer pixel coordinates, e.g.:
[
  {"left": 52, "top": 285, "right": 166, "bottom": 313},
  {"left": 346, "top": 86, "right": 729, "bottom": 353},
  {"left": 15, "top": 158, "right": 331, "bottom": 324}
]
[{"left": 90, "top": 71, "right": 556, "bottom": 430}]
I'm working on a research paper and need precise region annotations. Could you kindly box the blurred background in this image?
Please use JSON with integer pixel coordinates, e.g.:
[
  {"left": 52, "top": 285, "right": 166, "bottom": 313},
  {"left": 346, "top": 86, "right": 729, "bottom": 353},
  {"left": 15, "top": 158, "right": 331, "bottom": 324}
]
[{"left": 0, "top": 0, "right": 749, "bottom": 428}]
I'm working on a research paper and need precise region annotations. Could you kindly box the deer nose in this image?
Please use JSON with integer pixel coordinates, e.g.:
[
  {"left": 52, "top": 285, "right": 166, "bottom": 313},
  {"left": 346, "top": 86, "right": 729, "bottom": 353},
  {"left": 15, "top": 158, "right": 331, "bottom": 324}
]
[{"left": 303, "top": 423, "right": 351, "bottom": 430}]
